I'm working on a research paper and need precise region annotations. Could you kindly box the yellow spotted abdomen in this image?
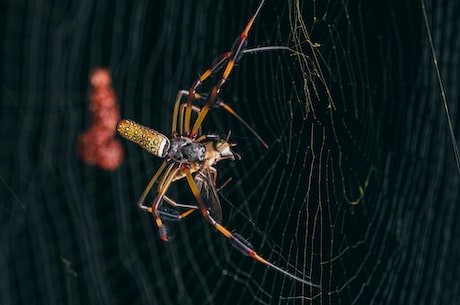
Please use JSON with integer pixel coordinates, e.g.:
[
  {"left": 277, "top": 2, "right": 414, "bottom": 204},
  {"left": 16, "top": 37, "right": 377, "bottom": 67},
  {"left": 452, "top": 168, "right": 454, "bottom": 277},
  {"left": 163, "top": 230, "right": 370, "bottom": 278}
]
[{"left": 117, "top": 119, "right": 170, "bottom": 158}]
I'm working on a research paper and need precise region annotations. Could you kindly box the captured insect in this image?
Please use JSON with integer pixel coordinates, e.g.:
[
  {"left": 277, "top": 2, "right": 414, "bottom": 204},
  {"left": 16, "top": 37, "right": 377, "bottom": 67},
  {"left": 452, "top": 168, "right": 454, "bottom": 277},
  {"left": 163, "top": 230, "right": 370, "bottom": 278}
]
[{"left": 117, "top": 0, "right": 318, "bottom": 287}]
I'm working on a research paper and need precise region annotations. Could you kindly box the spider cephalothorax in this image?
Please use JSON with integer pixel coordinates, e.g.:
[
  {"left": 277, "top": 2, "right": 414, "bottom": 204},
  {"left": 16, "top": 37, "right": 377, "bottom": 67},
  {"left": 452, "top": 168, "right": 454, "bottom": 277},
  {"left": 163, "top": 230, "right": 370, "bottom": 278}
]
[{"left": 168, "top": 137, "right": 205, "bottom": 163}]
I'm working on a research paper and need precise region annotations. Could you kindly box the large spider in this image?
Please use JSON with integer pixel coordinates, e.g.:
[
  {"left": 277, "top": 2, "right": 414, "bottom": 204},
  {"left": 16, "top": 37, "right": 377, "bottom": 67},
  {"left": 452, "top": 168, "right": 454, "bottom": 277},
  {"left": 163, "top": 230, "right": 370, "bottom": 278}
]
[{"left": 117, "top": 0, "right": 318, "bottom": 287}]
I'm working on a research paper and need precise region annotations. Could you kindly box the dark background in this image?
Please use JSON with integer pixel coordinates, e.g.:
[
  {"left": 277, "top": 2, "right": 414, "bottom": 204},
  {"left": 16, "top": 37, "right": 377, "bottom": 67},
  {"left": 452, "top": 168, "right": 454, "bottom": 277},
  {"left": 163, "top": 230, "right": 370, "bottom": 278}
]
[{"left": 1, "top": 0, "right": 459, "bottom": 304}]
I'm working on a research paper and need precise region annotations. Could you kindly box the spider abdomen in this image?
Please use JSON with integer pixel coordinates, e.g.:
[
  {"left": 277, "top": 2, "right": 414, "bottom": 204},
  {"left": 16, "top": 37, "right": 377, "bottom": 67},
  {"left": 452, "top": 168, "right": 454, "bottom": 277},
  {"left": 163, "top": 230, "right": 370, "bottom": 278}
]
[{"left": 117, "top": 119, "right": 170, "bottom": 158}]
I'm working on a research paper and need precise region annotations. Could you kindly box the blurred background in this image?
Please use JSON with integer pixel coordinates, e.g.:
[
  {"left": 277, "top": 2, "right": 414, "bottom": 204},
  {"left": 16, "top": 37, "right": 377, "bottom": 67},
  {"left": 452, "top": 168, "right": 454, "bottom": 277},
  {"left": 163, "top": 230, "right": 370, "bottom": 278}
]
[{"left": 1, "top": 0, "right": 459, "bottom": 304}]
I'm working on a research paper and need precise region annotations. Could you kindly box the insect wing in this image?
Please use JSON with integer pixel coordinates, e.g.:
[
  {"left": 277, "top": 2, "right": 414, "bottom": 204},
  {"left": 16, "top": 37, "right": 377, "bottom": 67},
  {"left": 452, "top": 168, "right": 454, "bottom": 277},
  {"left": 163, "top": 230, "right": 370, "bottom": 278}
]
[{"left": 195, "top": 171, "right": 223, "bottom": 224}]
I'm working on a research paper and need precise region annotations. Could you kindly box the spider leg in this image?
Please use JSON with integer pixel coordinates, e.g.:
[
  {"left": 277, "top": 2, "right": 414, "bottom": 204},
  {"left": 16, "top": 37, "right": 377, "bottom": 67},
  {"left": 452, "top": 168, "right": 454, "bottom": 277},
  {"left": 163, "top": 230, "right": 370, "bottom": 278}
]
[
  {"left": 179, "top": 103, "right": 202, "bottom": 136},
  {"left": 172, "top": 90, "right": 188, "bottom": 136},
  {"left": 183, "top": 0, "right": 265, "bottom": 138},
  {"left": 137, "top": 160, "right": 169, "bottom": 210},
  {"left": 184, "top": 169, "right": 320, "bottom": 287},
  {"left": 140, "top": 162, "right": 180, "bottom": 241},
  {"left": 189, "top": 0, "right": 266, "bottom": 139},
  {"left": 184, "top": 52, "right": 232, "bottom": 135},
  {"left": 163, "top": 195, "right": 199, "bottom": 210},
  {"left": 215, "top": 100, "right": 268, "bottom": 148},
  {"left": 158, "top": 195, "right": 198, "bottom": 221},
  {"left": 172, "top": 90, "right": 202, "bottom": 136},
  {"left": 183, "top": 93, "right": 268, "bottom": 148},
  {"left": 156, "top": 168, "right": 219, "bottom": 222}
]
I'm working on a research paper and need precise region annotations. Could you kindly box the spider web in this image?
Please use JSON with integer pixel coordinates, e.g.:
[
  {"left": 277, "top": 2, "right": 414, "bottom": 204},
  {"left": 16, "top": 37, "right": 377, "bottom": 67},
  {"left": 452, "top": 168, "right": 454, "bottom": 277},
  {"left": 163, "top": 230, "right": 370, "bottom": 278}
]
[{"left": 1, "top": 0, "right": 459, "bottom": 304}]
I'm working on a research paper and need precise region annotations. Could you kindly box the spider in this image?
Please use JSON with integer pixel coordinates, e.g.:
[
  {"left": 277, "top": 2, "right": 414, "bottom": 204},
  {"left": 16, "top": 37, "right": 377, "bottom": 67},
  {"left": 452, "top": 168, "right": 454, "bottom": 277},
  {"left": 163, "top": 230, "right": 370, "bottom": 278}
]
[{"left": 117, "top": 0, "right": 318, "bottom": 287}]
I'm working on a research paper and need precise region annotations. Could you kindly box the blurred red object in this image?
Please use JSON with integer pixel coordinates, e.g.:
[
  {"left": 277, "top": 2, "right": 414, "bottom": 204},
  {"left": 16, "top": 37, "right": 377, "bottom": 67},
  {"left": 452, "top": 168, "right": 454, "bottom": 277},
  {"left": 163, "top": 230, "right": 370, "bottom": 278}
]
[{"left": 77, "top": 68, "right": 123, "bottom": 170}]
